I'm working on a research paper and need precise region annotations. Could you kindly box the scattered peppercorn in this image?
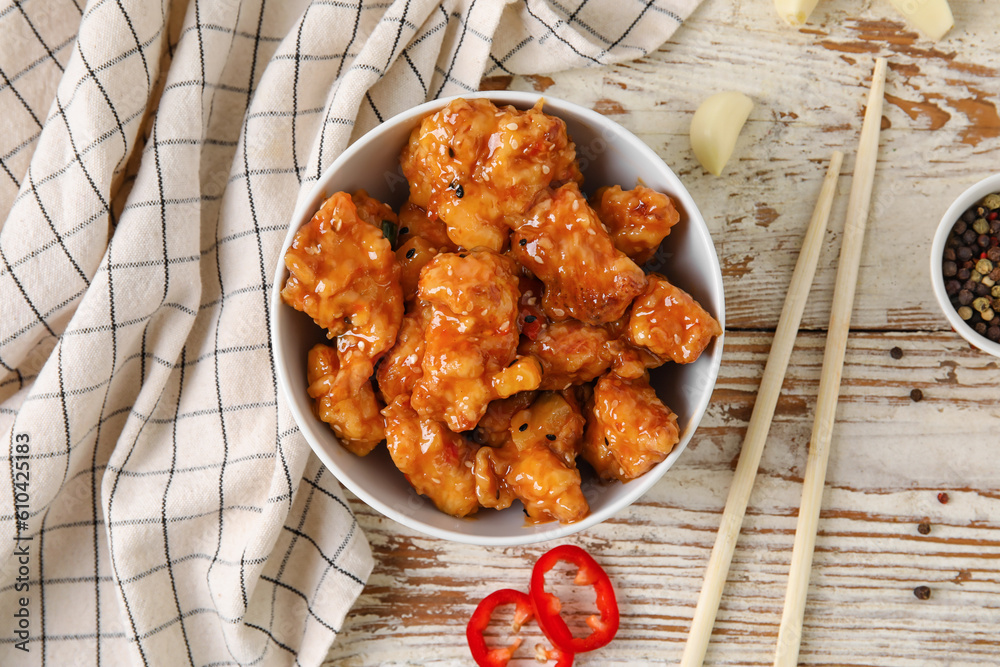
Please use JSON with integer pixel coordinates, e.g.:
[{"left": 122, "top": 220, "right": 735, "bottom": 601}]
[
  {"left": 890, "top": 346, "right": 903, "bottom": 359},
  {"left": 917, "top": 522, "right": 931, "bottom": 534},
  {"left": 937, "top": 492, "right": 949, "bottom": 504},
  {"left": 910, "top": 388, "right": 923, "bottom": 402},
  {"left": 913, "top": 586, "right": 931, "bottom": 600}
]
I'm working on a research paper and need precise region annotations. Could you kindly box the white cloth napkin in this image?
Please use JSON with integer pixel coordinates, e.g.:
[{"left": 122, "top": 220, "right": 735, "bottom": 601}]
[{"left": 0, "top": 0, "right": 700, "bottom": 664}]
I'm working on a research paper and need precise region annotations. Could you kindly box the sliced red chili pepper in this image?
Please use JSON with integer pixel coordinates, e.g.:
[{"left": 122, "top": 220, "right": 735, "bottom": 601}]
[
  {"left": 466, "top": 589, "right": 573, "bottom": 667},
  {"left": 529, "top": 544, "right": 619, "bottom": 654}
]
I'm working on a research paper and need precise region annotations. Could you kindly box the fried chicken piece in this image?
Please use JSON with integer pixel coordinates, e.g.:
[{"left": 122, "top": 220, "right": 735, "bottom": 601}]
[
  {"left": 472, "top": 392, "right": 537, "bottom": 447},
  {"left": 511, "top": 183, "right": 647, "bottom": 325},
  {"left": 411, "top": 250, "right": 541, "bottom": 432},
  {"left": 626, "top": 273, "right": 722, "bottom": 364},
  {"left": 375, "top": 303, "right": 429, "bottom": 402},
  {"left": 475, "top": 391, "right": 588, "bottom": 523},
  {"left": 395, "top": 237, "right": 440, "bottom": 301},
  {"left": 519, "top": 320, "right": 614, "bottom": 390},
  {"left": 474, "top": 437, "right": 588, "bottom": 524},
  {"left": 282, "top": 191, "right": 404, "bottom": 397},
  {"left": 400, "top": 98, "right": 581, "bottom": 251},
  {"left": 591, "top": 185, "right": 680, "bottom": 264},
  {"left": 397, "top": 201, "right": 457, "bottom": 251},
  {"left": 307, "top": 344, "right": 384, "bottom": 456},
  {"left": 352, "top": 189, "right": 398, "bottom": 230},
  {"left": 383, "top": 395, "right": 479, "bottom": 518},
  {"left": 509, "top": 391, "right": 585, "bottom": 468},
  {"left": 582, "top": 373, "right": 680, "bottom": 482},
  {"left": 518, "top": 319, "right": 661, "bottom": 389}
]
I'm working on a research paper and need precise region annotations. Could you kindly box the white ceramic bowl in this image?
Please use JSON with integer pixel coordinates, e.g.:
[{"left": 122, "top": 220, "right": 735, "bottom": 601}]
[
  {"left": 930, "top": 173, "right": 1000, "bottom": 357},
  {"left": 271, "top": 92, "right": 725, "bottom": 545}
]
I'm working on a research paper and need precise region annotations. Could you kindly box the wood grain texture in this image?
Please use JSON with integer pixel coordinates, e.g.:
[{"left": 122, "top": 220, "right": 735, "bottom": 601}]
[
  {"left": 324, "top": 0, "right": 1000, "bottom": 664},
  {"left": 326, "top": 332, "right": 1000, "bottom": 666}
]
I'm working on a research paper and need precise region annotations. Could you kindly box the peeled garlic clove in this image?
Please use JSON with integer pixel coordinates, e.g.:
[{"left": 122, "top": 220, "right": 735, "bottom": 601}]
[
  {"left": 886, "top": 0, "right": 953, "bottom": 41},
  {"left": 774, "top": 0, "right": 820, "bottom": 26},
  {"left": 690, "top": 92, "right": 754, "bottom": 177}
]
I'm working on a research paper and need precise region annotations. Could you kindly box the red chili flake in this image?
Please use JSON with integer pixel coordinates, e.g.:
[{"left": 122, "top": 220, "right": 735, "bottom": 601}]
[{"left": 937, "top": 492, "right": 949, "bottom": 504}]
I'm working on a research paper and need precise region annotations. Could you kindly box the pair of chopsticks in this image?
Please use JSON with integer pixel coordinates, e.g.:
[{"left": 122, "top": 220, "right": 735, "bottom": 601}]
[{"left": 682, "top": 57, "right": 888, "bottom": 667}]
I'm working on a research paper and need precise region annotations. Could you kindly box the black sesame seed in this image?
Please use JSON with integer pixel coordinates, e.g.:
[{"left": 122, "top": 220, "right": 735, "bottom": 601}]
[
  {"left": 545, "top": 434, "right": 556, "bottom": 441},
  {"left": 519, "top": 423, "right": 528, "bottom": 432},
  {"left": 524, "top": 315, "right": 537, "bottom": 323},
  {"left": 399, "top": 226, "right": 409, "bottom": 235},
  {"left": 448, "top": 147, "right": 455, "bottom": 158},
  {"left": 405, "top": 247, "right": 416, "bottom": 259},
  {"left": 519, "top": 238, "right": 527, "bottom": 247},
  {"left": 455, "top": 184, "right": 464, "bottom": 199}
]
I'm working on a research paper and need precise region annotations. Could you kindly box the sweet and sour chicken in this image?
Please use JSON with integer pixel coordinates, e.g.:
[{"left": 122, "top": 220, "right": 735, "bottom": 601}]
[{"left": 282, "top": 97, "right": 721, "bottom": 525}]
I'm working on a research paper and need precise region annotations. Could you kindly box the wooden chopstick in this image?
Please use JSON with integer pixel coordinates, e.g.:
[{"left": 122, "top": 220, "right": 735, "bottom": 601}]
[
  {"left": 773, "top": 56, "right": 888, "bottom": 667},
  {"left": 680, "top": 150, "right": 844, "bottom": 667}
]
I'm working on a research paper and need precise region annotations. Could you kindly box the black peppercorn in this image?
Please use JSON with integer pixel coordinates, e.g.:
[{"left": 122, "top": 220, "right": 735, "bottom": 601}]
[
  {"left": 979, "top": 234, "right": 991, "bottom": 248},
  {"left": 917, "top": 521, "right": 930, "bottom": 534},
  {"left": 963, "top": 229, "right": 978, "bottom": 244},
  {"left": 957, "top": 246, "right": 973, "bottom": 261},
  {"left": 962, "top": 209, "right": 976, "bottom": 223},
  {"left": 963, "top": 280, "right": 977, "bottom": 292},
  {"left": 976, "top": 282, "right": 991, "bottom": 297},
  {"left": 975, "top": 322, "right": 988, "bottom": 335},
  {"left": 944, "top": 248, "right": 956, "bottom": 261},
  {"left": 911, "top": 388, "right": 924, "bottom": 402},
  {"left": 989, "top": 247, "right": 1000, "bottom": 263},
  {"left": 958, "top": 289, "right": 974, "bottom": 305},
  {"left": 989, "top": 326, "right": 1000, "bottom": 342},
  {"left": 946, "top": 280, "right": 961, "bottom": 296},
  {"left": 943, "top": 261, "right": 957, "bottom": 277},
  {"left": 890, "top": 346, "right": 903, "bottom": 360},
  {"left": 957, "top": 268, "right": 971, "bottom": 281}
]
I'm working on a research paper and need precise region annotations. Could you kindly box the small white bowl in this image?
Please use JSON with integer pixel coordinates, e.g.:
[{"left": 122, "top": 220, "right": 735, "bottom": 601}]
[
  {"left": 930, "top": 173, "right": 1000, "bottom": 357},
  {"left": 271, "top": 92, "right": 725, "bottom": 546}
]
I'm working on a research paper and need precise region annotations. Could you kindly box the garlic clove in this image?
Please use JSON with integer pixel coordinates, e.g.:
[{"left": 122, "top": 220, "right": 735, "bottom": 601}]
[
  {"left": 886, "top": 0, "right": 953, "bottom": 41},
  {"left": 774, "top": 0, "right": 821, "bottom": 26},
  {"left": 689, "top": 92, "right": 754, "bottom": 177}
]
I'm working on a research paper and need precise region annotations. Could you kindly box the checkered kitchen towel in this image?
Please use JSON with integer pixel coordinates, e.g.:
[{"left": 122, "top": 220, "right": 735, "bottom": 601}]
[{"left": 0, "top": 0, "right": 700, "bottom": 664}]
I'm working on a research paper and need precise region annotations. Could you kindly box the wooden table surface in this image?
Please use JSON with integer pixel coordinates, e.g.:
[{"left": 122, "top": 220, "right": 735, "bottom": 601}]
[{"left": 324, "top": 1, "right": 1000, "bottom": 664}]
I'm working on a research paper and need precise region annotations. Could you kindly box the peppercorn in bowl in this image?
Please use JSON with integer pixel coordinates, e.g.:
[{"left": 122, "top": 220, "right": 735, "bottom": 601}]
[
  {"left": 931, "top": 173, "right": 1000, "bottom": 357},
  {"left": 271, "top": 92, "right": 725, "bottom": 546}
]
